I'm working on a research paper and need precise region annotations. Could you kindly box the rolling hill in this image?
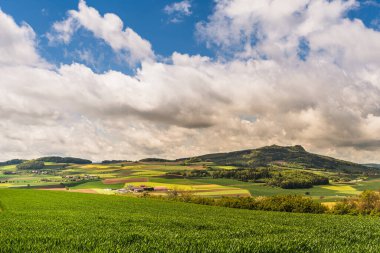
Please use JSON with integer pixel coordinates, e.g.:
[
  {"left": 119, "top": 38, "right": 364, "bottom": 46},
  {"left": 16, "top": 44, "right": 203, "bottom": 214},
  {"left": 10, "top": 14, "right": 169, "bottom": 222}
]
[
  {"left": 364, "top": 164, "right": 380, "bottom": 169},
  {"left": 177, "top": 145, "right": 376, "bottom": 174}
]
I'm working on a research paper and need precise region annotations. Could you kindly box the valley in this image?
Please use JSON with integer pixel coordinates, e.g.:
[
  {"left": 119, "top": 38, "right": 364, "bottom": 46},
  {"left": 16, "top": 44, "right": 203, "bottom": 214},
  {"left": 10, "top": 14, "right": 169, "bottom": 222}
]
[{"left": 1, "top": 145, "right": 379, "bottom": 203}]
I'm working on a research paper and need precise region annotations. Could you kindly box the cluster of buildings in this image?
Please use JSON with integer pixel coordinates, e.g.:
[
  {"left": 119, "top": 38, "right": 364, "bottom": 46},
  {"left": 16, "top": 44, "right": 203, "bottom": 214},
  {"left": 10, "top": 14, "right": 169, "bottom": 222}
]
[
  {"left": 31, "top": 170, "right": 49, "bottom": 175},
  {"left": 116, "top": 185, "right": 168, "bottom": 194},
  {"left": 62, "top": 175, "right": 100, "bottom": 182},
  {"left": 2, "top": 171, "right": 16, "bottom": 175}
]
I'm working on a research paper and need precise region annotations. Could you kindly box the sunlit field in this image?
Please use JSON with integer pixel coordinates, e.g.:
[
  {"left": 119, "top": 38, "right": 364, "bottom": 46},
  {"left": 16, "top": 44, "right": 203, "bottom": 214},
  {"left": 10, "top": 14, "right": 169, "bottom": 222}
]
[
  {"left": 1, "top": 161, "right": 380, "bottom": 201},
  {"left": 1, "top": 189, "right": 380, "bottom": 253}
]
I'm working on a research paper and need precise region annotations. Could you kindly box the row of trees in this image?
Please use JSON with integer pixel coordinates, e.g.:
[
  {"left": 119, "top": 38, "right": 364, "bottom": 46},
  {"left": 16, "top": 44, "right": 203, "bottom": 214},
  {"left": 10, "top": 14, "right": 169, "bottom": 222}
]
[
  {"left": 166, "top": 170, "right": 210, "bottom": 178},
  {"left": 143, "top": 193, "right": 327, "bottom": 214},
  {"left": 166, "top": 167, "right": 329, "bottom": 189},
  {"left": 212, "top": 168, "right": 329, "bottom": 189},
  {"left": 16, "top": 160, "right": 45, "bottom": 170},
  {"left": 212, "top": 167, "right": 271, "bottom": 181},
  {"left": 267, "top": 171, "right": 329, "bottom": 189},
  {"left": 36, "top": 156, "right": 92, "bottom": 164},
  {"left": 142, "top": 190, "right": 380, "bottom": 216},
  {"left": 0, "top": 159, "right": 25, "bottom": 166},
  {"left": 101, "top": 160, "right": 130, "bottom": 164}
]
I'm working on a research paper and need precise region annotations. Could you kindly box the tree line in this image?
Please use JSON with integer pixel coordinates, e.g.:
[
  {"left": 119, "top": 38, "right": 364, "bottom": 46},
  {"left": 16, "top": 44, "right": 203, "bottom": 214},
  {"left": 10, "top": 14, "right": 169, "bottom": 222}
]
[
  {"left": 16, "top": 160, "right": 45, "bottom": 170},
  {"left": 36, "top": 156, "right": 92, "bottom": 164},
  {"left": 166, "top": 167, "right": 329, "bottom": 189},
  {"left": 141, "top": 190, "right": 380, "bottom": 216},
  {"left": 0, "top": 159, "right": 25, "bottom": 166}
]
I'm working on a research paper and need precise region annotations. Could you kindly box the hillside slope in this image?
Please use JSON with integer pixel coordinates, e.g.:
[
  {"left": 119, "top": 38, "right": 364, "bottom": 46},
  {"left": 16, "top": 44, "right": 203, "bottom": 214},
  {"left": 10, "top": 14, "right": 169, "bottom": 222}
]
[
  {"left": 364, "top": 164, "right": 380, "bottom": 169},
  {"left": 178, "top": 145, "right": 374, "bottom": 173}
]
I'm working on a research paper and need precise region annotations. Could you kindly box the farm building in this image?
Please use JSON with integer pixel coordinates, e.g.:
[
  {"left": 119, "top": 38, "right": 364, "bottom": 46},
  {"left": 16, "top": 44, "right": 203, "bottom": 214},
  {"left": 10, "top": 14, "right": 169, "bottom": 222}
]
[
  {"left": 133, "top": 187, "right": 144, "bottom": 193},
  {"left": 154, "top": 186, "right": 168, "bottom": 192},
  {"left": 116, "top": 189, "right": 129, "bottom": 194}
]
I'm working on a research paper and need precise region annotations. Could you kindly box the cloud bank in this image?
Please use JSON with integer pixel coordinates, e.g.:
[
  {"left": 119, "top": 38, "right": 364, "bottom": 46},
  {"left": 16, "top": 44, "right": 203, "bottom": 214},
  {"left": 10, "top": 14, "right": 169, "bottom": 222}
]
[{"left": 0, "top": 0, "right": 380, "bottom": 163}]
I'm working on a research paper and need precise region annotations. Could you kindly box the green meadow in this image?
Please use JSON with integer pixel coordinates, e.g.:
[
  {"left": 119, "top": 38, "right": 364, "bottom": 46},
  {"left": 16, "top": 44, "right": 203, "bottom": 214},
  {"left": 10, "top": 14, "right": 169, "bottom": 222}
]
[{"left": 1, "top": 189, "right": 380, "bottom": 252}]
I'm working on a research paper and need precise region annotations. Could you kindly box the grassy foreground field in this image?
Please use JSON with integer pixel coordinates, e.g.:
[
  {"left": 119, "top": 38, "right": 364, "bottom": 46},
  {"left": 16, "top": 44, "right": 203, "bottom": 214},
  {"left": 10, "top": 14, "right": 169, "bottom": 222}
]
[{"left": 1, "top": 189, "right": 380, "bottom": 252}]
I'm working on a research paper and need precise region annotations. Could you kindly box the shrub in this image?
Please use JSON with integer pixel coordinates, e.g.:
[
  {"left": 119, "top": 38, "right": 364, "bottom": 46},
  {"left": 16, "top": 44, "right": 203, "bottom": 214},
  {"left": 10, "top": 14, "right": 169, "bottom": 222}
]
[
  {"left": 257, "top": 195, "right": 326, "bottom": 213},
  {"left": 330, "top": 199, "right": 358, "bottom": 215},
  {"left": 331, "top": 190, "right": 380, "bottom": 216},
  {"left": 156, "top": 193, "right": 326, "bottom": 214}
]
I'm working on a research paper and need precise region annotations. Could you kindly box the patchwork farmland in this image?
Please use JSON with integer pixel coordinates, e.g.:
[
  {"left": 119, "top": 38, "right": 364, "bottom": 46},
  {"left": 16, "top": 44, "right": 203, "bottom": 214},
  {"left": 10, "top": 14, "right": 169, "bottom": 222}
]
[
  {"left": 1, "top": 157, "right": 380, "bottom": 202},
  {"left": 1, "top": 146, "right": 380, "bottom": 252}
]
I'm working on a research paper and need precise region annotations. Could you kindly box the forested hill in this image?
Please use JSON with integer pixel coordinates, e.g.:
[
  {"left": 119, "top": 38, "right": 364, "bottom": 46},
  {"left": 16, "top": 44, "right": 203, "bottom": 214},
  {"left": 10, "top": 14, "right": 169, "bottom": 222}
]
[
  {"left": 177, "top": 145, "right": 375, "bottom": 173},
  {"left": 364, "top": 164, "right": 380, "bottom": 169},
  {"left": 36, "top": 156, "right": 92, "bottom": 164},
  {"left": 0, "top": 159, "right": 25, "bottom": 166}
]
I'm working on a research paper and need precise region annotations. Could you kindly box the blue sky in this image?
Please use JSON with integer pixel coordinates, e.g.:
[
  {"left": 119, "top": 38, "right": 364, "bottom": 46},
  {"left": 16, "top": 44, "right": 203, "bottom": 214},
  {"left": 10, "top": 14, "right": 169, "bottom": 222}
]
[
  {"left": 1, "top": 0, "right": 380, "bottom": 162},
  {"left": 0, "top": 0, "right": 379, "bottom": 73},
  {"left": 0, "top": 0, "right": 216, "bottom": 73}
]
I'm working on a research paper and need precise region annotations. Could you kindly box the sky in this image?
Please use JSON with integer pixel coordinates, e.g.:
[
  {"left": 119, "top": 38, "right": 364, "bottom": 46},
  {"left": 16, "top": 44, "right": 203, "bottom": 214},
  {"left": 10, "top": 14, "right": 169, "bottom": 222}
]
[{"left": 0, "top": 0, "right": 380, "bottom": 163}]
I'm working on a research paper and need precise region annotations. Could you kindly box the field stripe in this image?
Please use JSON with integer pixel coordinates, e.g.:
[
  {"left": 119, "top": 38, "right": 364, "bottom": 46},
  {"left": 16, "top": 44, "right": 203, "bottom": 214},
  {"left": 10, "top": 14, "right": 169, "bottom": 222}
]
[{"left": 103, "top": 178, "right": 148, "bottom": 184}]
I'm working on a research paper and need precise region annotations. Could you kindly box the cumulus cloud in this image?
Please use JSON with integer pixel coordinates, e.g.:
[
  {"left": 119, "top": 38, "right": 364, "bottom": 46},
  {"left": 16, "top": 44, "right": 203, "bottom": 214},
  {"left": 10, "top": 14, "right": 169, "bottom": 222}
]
[
  {"left": 363, "top": 0, "right": 380, "bottom": 7},
  {"left": 48, "top": 0, "right": 154, "bottom": 65},
  {"left": 47, "top": 16, "right": 78, "bottom": 44},
  {"left": 1, "top": 0, "right": 380, "bottom": 163},
  {"left": 0, "top": 10, "right": 46, "bottom": 67},
  {"left": 196, "top": 0, "right": 380, "bottom": 71},
  {"left": 164, "top": 0, "right": 192, "bottom": 23}
]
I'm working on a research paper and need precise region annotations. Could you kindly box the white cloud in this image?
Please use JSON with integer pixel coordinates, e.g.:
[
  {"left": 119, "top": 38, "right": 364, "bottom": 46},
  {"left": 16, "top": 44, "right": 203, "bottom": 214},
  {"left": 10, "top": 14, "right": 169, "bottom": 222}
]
[
  {"left": 1, "top": 1, "right": 380, "bottom": 163},
  {"left": 48, "top": 0, "right": 154, "bottom": 65},
  {"left": 164, "top": 0, "right": 192, "bottom": 23},
  {"left": 47, "top": 16, "right": 78, "bottom": 44},
  {"left": 363, "top": 0, "right": 380, "bottom": 7},
  {"left": 0, "top": 10, "right": 46, "bottom": 67},
  {"left": 76, "top": 49, "right": 98, "bottom": 66},
  {"left": 196, "top": 0, "right": 365, "bottom": 63},
  {"left": 1, "top": 53, "right": 380, "bottom": 162}
]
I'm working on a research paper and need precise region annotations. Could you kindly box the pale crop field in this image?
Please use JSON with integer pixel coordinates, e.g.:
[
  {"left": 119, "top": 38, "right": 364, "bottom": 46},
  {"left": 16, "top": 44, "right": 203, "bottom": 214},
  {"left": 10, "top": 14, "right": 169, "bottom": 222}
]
[
  {"left": 321, "top": 185, "right": 361, "bottom": 195},
  {"left": 125, "top": 181, "right": 194, "bottom": 191},
  {"left": 130, "top": 170, "right": 167, "bottom": 177}
]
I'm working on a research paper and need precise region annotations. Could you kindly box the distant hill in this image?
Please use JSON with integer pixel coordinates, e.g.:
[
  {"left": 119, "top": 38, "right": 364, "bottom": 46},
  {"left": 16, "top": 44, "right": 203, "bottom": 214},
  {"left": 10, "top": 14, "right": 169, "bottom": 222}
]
[
  {"left": 177, "top": 145, "right": 374, "bottom": 174},
  {"left": 139, "top": 158, "right": 173, "bottom": 163},
  {"left": 36, "top": 156, "right": 92, "bottom": 164},
  {"left": 364, "top": 164, "right": 380, "bottom": 169},
  {"left": 101, "top": 160, "right": 131, "bottom": 164},
  {"left": 0, "top": 159, "right": 26, "bottom": 167}
]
